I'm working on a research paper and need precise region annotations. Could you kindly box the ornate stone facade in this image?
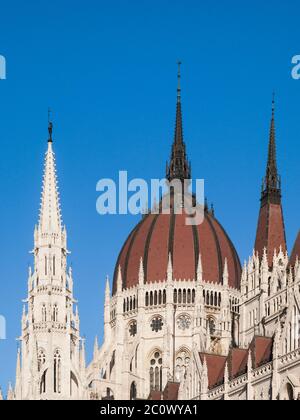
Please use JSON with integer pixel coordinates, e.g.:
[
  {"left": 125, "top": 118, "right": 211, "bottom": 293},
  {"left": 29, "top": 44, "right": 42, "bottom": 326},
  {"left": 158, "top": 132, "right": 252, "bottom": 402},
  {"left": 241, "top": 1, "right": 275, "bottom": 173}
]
[
  {"left": 86, "top": 77, "right": 300, "bottom": 401},
  {"left": 3, "top": 71, "right": 300, "bottom": 401},
  {"left": 12, "top": 125, "right": 87, "bottom": 400}
]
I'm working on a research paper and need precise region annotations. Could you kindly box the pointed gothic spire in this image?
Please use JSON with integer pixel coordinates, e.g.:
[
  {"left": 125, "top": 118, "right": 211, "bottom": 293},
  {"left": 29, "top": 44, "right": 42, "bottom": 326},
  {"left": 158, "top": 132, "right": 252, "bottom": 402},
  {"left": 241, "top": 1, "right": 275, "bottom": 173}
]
[
  {"left": 93, "top": 336, "right": 99, "bottom": 359},
  {"left": 247, "top": 350, "right": 253, "bottom": 399},
  {"left": 105, "top": 276, "right": 111, "bottom": 300},
  {"left": 80, "top": 338, "right": 86, "bottom": 371},
  {"left": 166, "top": 62, "right": 191, "bottom": 183},
  {"left": 197, "top": 254, "right": 203, "bottom": 283},
  {"left": 201, "top": 356, "right": 209, "bottom": 400},
  {"left": 175, "top": 61, "right": 183, "bottom": 144},
  {"left": 167, "top": 252, "right": 173, "bottom": 282},
  {"left": 254, "top": 96, "right": 286, "bottom": 264},
  {"left": 7, "top": 382, "right": 14, "bottom": 400},
  {"left": 117, "top": 265, "right": 122, "bottom": 292},
  {"left": 138, "top": 257, "right": 144, "bottom": 285},
  {"left": 262, "top": 247, "right": 268, "bottom": 268},
  {"left": 224, "top": 361, "right": 229, "bottom": 400},
  {"left": 38, "top": 120, "right": 62, "bottom": 235},
  {"left": 247, "top": 349, "right": 253, "bottom": 373},
  {"left": 15, "top": 347, "right": 21, "bottom": 399},
  {"left": 223, "top": 258, "right": 229, "bottom": 287},
  {"left": 261, "top": 94, "right": 281, "bottom": 205}
]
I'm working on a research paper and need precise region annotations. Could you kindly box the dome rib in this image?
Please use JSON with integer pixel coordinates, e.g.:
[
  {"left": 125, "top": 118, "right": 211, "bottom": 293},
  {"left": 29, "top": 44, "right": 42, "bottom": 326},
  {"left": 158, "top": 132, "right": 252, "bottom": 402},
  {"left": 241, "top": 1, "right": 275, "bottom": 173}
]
[
  {"left": 143, "top": 214, "right": 160, "bottom": 283},
  {"left": 113, "top": 210, "right": 241, "bottom": 294},
  {"left": 168, "top": 211, "right": 176, "bottom": 258},
  {"left": 205, "top": 214, "right": 223, "bottom": 283},
  {"left": 213, "top": 216, "right": 241, "bottom": 288},
  {"left": 191, "top": 223, "right": 200, "bottom": 278}
]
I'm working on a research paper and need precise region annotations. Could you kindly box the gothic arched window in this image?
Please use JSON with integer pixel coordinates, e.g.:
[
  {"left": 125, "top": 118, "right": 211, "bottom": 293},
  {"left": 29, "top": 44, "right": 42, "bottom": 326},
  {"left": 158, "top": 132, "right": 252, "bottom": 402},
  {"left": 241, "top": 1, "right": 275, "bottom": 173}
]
[
  {"left": 42, "top": 304, "right": 47, "bottom": 322},
  {"left": 129, "top": 320, "right": 137, "bottom": 337},
  {"left": 130, "top": 382, "right": 137, "bottom": 400},
  {"left": 187, "top": 289, "right": 191, "bottom": 304},
  {"left": 54, "top": 349, "right": 61, "bottom": 394},
  {"left": 268, "top": 277, "right": 271, "bottom": 296},
  {"left": 38, "top": 349, "right": 46, "bottom": 372},
  {"left": 287, "top": 383, "right": 294, "bottom": 400},
  {"left": 149, "top": 351, "right": 162, "bottom": 391},
  {"left": 175, "top": 349, "right": 191, "bottom": 382},
  {"left": 208, "top": 317, "right": 216, "bottom": 336},
  {"left": 40, "top": 370, "right": 47, "bottom": 394},
  {"left": 178, "top": 289, "right": 182, "bottom": 304},
  {"left": 135, "top": 345, "right": 138, "bottom": 370},
  {"left": 53, "top": 304, "right": 58, "bottom": 322},
  {"left": 158, "top": 290, "right": 162, "bottom": 305},
  {"left": 174, "top": 289, "right": 177, "bottom": 304}
]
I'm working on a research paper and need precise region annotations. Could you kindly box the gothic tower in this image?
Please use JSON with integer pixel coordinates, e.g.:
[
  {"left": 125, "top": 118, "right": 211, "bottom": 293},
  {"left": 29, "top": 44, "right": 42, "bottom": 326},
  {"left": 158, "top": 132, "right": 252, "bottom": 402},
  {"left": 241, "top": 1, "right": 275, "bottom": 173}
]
[{"left": 14, "top": 122, "right": 86, "bottom": 400}]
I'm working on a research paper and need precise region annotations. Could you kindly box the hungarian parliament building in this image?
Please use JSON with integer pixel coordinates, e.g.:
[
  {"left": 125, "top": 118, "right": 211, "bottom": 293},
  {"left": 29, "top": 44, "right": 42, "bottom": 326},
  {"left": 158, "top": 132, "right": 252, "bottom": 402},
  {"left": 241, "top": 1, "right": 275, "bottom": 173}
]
[{"left": 1, "top": 70, "right": 300, "bottom": 401}]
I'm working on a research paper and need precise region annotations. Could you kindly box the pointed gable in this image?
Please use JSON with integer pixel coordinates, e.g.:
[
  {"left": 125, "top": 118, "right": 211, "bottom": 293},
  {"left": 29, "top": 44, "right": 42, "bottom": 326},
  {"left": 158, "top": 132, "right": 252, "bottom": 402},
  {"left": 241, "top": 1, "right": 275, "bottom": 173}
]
[
  {"left": 228, "top": 348, "right": 248, "bottom": 379},
  {"left": 199, "top": 353, "right": 227, "bottom": 389},
  {"left": 249, "top": 336, "right": 273, "bottom": 368},
  {"left": 163, "top": 382, "right": 180, "bottom": 400}
]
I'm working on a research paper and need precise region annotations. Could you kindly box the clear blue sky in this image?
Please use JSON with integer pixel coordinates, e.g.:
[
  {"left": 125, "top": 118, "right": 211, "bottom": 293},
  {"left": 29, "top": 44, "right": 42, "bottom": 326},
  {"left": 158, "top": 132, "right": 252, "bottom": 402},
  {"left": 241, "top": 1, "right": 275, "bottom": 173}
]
[{"left": 0, "top": 0, "right": 299, "bottom": 393}]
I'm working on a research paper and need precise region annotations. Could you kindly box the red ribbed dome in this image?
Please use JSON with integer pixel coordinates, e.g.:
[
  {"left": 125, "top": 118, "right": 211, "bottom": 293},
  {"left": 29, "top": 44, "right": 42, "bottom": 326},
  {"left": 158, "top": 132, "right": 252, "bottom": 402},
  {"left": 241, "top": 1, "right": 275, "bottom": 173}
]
[
  {"left": 113, "top": 207, "right": 241, "bottom": 294},
  {"left": 113, "top": 66, "right": 241, "bottom": 293}
]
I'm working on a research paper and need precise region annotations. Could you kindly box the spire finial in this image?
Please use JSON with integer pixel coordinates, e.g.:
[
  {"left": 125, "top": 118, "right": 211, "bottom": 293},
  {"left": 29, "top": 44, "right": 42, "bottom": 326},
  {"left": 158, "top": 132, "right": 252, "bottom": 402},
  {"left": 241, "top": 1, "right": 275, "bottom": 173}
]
[
  {"left": 48, "top": 108, "right": 53, "bottom": 143},
  {"left": 39, "top": 111, "right": 62, "bottom": 234},
  {"left": 261, "top": 94, "right": 280, "bottom": 203},
  {"left": 166, "top": 62, "right": 191, "bottom": 182},
  {"left": 177, "top": 60, "right": 181, "bottom": 103},
  {"left": 272, "top": 91, "right": 275, "bottom": 117}
]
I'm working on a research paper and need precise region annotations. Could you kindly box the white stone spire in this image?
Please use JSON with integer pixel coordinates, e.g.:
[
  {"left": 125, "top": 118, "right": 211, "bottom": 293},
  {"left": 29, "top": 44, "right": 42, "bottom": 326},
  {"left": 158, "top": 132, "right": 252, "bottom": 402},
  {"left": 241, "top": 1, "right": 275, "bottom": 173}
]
[
  {"left": 197, "top": 254, "right": 203, "bottom": 283},
  {"left": 223, "top": 258, "right": 229, "bottom": 287},
  {"left": 38, "top": 123, "right": 62, "bottom": 235},
  {"left": 15, "top": 347, "right": 21, "bottom": 399},
  {"left": 14, "top": 122, "right": 86, "bottom": 400}
]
